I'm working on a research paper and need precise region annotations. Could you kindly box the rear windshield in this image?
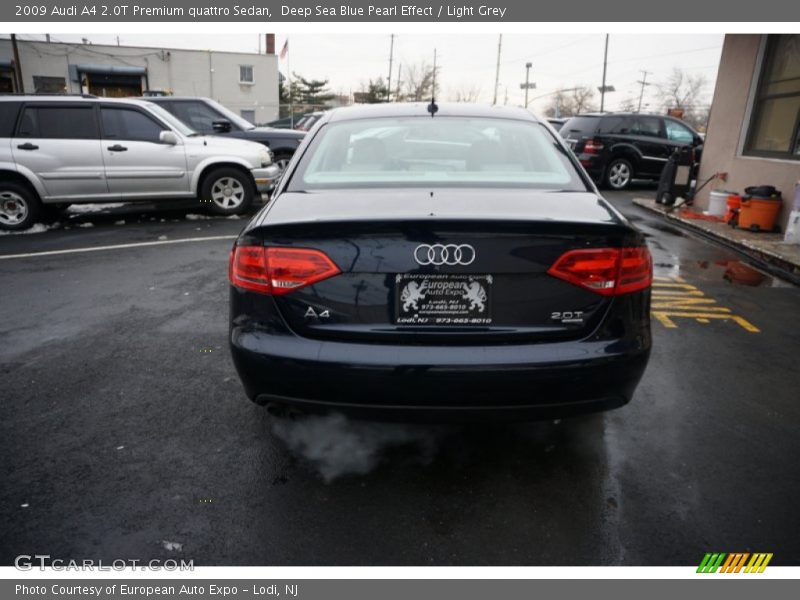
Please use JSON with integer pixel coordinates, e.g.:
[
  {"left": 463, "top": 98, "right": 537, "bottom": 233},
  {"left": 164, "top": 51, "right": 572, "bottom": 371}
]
[
  {"left": 559, "top": 116, "right": 601, "bottom": 137},
  {"left": 288, "top": 116, "right": 586, "bottom": 191}
]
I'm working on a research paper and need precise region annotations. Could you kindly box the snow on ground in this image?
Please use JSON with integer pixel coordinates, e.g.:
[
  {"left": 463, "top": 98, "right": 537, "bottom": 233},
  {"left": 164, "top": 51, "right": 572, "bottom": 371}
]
[
  {"left": 66, "top": 203, "right": 126, "bottom": 214},
  {"left": 0, "top": 223, "right": 58, "bottom": 236}
]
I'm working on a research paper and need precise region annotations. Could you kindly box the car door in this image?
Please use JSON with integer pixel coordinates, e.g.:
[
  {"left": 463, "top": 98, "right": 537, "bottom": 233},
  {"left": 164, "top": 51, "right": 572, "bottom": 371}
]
[
  {"left": 99, "top": 104, "right": 189, "bottom": 199},
  {"left": 628, "top": 116, "right": 669, "bottom": 177},
  {"left": 11, "top": 102, "right": 110, "bottom": 200}
]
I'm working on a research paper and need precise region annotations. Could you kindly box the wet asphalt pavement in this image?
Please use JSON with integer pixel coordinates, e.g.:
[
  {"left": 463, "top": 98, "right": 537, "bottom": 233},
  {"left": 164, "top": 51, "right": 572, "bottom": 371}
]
[{"left": 1, "top": 188, "right": 799, "bottom": 566}]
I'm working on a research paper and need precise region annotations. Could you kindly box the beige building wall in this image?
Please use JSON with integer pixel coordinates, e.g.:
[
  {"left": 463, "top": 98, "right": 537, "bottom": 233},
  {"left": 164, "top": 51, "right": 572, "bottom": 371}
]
[
  {"left": 695, "top": 34, "right": 800, "bottom": 230},
  {"left": 0, "top": 39, "right": 279, "bottom": 123}
]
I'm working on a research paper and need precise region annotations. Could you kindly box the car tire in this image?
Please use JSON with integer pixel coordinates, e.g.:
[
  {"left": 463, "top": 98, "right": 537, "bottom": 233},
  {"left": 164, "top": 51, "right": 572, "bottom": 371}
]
[
  {"left": 0, "top": 181, "right": 42, "bottom": 231},
  {"left": 200, "top": 167, "right": 255, "bottom": 216},
  {"left": 273, "top": 151, "right": 293, "bottom": 175},
  {"left": 604, "top": 158, "right": 634, "bottom": 190}
]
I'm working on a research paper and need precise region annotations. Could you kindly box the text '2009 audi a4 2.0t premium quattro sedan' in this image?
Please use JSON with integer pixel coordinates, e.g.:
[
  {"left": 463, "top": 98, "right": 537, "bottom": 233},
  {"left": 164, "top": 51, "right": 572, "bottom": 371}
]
[{"left": 228, "top": 103, "right": 652, "bottom": 421}]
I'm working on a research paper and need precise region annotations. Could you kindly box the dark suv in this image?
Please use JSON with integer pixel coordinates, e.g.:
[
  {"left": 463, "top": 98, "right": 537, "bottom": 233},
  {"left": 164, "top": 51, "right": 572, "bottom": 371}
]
[
  {"left": 559, "top": 113, "right": 703, "bottom": 190},
  {"left": 145, "top": 97, "right": 305, "bottom": 172}
]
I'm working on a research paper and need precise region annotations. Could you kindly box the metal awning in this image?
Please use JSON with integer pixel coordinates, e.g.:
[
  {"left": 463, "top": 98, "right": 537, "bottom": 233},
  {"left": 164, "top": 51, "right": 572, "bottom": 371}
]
[{"left": 69, "top": 64, "right": 147, "bottom": 81}]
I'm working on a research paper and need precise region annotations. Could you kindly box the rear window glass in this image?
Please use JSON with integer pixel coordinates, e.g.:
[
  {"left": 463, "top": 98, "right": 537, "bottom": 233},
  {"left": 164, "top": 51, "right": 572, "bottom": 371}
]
[
  {"left": 597, "top": 116, "right": 627, "bottom": 134},
  {"left": 17, "top": 106, "right": 98, "bottom": 139},
  {"left": 559, "top": 116, "right": 600, "bottom": 136},
  {"left": 0, "top": 102, "right": 21, "bottom": 137},
  {"left": 289, "top": 116, "right": 585, "bottom": 191}
]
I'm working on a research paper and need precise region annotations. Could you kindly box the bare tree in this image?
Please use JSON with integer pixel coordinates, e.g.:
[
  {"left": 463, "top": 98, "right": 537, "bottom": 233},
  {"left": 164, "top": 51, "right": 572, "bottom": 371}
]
[
  {"left": 571, "top": 86, "right": 596, "bottom": 114},
  {"left": 543, "top": 86, "right": 597, "bottom": 118},
  {"left": 655, "top": 68, "right": 709, "bottom": 129},
  {"left": 617, "top": 95, "right": 639, "bottom": 113},
  {"left": 398, "top": 61, "right": 440, "bottom": 102},
  {"left": 449, "top": 83, "right": 481, "bottom": 103}
]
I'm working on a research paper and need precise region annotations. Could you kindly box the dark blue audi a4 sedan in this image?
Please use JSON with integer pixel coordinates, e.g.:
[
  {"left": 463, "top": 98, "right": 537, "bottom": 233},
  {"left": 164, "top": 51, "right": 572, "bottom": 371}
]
[{"left": 229, "top": 103, "right": 652, "bottom": 421}]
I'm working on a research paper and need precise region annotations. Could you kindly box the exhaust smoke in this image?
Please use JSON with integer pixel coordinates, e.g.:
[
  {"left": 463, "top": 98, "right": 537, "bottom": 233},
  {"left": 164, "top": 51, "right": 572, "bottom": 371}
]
[{"left": 270, "top": 412, "right": 448, "bottom": 482}]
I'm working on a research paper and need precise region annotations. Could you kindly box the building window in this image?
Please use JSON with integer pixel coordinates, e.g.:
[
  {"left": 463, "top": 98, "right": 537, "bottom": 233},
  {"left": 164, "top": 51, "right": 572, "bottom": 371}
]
[
  {"left": 745, "top": 35, "right": 800, "bottom": 160},
  {"left": 240, "top": 109, "right": 256, "bottom": 125},
  {"left": 33, "top": 76, "right": 67, "bottom": 94},
  {"left": 239, "top": 65, "right": 254, "bottom": 84}
]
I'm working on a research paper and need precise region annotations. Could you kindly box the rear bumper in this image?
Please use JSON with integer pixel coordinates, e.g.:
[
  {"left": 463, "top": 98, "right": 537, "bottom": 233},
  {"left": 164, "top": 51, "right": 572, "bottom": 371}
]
[{"left": 230, "top": 328, "right": 650, "bottom": 422}]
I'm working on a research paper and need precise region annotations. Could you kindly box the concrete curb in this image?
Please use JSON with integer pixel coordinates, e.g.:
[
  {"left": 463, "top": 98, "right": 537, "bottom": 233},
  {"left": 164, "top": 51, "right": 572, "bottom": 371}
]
[{"left": 632, "top": 197, "right": 800, "bottom": 285}]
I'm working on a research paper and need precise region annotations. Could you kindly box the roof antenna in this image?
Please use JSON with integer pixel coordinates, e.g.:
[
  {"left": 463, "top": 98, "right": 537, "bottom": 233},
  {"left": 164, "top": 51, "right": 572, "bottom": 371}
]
[{"left": 427, "top": 48, "right": 438, "bottom": 117}]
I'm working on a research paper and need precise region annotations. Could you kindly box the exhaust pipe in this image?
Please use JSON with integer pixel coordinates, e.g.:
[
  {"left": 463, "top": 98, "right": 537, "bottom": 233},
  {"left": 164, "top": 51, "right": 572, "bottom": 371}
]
[
  {"left": 265, "top": 402, "right": 287, "bottom": 418},
  {"left": 265, "top": 402, "right": 304, "bottom": 420}
]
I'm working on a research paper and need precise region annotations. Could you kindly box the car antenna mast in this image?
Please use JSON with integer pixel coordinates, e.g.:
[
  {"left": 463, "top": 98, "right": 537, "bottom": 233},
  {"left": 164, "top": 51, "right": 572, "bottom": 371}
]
[{"left": 428, "top": 48, "right": 438, "bottom": 117}]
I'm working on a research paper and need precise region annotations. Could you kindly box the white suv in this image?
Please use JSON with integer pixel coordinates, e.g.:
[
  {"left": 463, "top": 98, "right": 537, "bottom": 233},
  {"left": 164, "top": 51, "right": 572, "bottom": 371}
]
[{"left": 0, "top": 95, "right": 280, "bottom": 230}]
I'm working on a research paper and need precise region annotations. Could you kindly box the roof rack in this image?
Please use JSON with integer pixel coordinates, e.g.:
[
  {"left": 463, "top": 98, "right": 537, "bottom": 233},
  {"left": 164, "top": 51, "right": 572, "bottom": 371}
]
[{"left": 0, "top": 93, "right": 98, "bottom": 98}]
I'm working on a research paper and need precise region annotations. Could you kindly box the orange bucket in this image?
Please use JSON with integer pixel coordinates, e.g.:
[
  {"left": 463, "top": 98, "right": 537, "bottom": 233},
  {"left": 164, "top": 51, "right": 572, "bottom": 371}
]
[
  {"left": 738, "top": 197, "right": 781, "bottom": 232},
  {"left": 725, "top": 194, "right": 741, "bottom": 224}
]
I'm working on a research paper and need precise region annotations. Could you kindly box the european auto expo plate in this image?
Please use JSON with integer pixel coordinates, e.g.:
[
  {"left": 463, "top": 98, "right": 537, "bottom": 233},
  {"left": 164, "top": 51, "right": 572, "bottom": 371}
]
[{"left": 395, "top": 274, "right": 493, "bottom": 325}]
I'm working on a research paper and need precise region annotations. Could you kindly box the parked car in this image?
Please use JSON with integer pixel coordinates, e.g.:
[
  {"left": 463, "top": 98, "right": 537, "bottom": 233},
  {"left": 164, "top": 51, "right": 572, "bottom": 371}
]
[
  {"left": 228, "top": 102, "right": 652, "bottom": 421},
  {"left": 559, "top": 112, "right": 703, "bottom": 190},
  {"left": 267, "top": 113, "right": 312, "bottom": 129},
  {"left": 547, "top": 117, "right": 567, "bottom": 129},
  {"left": 294, "top": 111, "right": 326, "bottom": 132},
  {"left": 0, "top": 95, "right": 280, "bottom": 230},
  {"left": 145, "top": 96, "right": 305, "bottom": 172}
]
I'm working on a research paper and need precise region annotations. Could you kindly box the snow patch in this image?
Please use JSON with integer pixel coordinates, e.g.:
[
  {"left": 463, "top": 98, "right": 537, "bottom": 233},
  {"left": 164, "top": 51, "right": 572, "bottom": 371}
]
[
  {"left": 67, "top": 203, "right": 126, "bottom": 214},
  {"left": 77, "top": 222, "right": 94, "bottom": 228},
  {"left": 0, "top": 223, "right": 56, "bottom": 236}
]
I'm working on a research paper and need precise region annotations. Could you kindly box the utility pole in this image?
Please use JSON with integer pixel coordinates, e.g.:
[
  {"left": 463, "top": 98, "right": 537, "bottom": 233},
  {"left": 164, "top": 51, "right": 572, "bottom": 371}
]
[
  {"left": 520, "top": 62, "right": 536, "bottom": 108},
  {"left": 636, "top": 70, "right": 652, "bottom": 113},
  {"left": 492, "top": 34, "right": 502, "bottom": 105},
  {"left": 395, "top": 64, "right": 402, "bottom": 101},
  {"left": 387, "top": 34, "right": 394, "bottom": 102},
  {"left": 11, "top": 34, "right": 24, "bottom": 93},
  {"left": 600, "top": 34, "right": 609, "bottom": 113},
  {"left": 432, "top": 48, "right": 437, "bottom": 100}
]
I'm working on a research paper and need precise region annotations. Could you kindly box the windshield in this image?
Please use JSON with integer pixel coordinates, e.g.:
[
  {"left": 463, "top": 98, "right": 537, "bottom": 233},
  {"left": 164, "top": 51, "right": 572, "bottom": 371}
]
[
  {"left": 203, "top": 98, "right": 256, "bottom": 130},
  {"left": 288, "top": 116, "right": 586, "bottom": 191},
  {"left": 144, "top": 102, "right": 197, "bottom": 136}
]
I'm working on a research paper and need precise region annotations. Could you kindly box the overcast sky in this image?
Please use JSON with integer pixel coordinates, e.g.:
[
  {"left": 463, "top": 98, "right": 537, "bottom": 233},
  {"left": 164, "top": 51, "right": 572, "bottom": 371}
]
[{"left": 12, "top": 33, "right": 724, "bottom": 112}]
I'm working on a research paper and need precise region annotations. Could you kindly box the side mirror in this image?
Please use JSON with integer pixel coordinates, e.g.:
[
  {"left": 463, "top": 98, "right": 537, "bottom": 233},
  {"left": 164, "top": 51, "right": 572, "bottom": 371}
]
[
  {"left": 212, "top": 119, "right": 232, "bottom": 133},
  {"left": 159, "top": 131, "right": 179, "bottom": 145}
]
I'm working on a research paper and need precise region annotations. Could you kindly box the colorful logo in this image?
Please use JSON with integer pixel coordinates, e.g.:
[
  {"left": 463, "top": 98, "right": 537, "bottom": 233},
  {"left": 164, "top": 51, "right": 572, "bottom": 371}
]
[{"left": 697, "top": 553, "right": 773, "bottom": 573}]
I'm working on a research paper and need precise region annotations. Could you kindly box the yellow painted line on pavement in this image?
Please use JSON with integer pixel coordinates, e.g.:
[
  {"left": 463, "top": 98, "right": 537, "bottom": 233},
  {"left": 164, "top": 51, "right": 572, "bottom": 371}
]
[
  {"left": 0, "top": 235, "right": 237, "bottom": 261},
  {"left": 651, "top": 275, "right": 760, "bottom": 332}
]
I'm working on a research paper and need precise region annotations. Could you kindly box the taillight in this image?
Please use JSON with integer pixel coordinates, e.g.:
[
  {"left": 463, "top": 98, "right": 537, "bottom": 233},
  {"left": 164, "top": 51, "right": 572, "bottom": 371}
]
[
  {"left": 583, "top": 138, "right": 604, "bottom": 154},
  {"left": 547, "top": 247, "right": 652, "bottom": 296},
  {"left": 229, "top": 246, "right": 341, "bottom": 295}
]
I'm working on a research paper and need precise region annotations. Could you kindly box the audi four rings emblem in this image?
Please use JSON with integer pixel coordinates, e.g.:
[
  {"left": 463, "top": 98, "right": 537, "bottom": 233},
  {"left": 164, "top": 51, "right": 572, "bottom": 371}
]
[{"left": 414, "top": 244, "right": 476, "bottom": 266}]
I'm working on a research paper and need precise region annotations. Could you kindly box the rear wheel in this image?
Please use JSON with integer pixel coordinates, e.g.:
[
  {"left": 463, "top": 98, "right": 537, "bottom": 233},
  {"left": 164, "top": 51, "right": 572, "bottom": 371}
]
[
  {"left": 604, "top": 158, "right": 634, "bottom": 190},
  {"left": 201, "top": 167, "right": 255, "bottom": 216},
  {"left": 0, "top": 181, "right": 41, "bottom": 231}
]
